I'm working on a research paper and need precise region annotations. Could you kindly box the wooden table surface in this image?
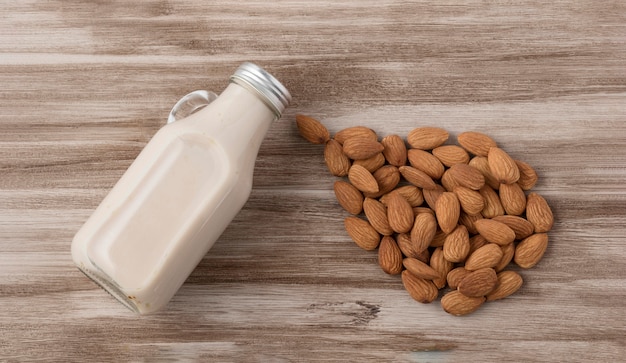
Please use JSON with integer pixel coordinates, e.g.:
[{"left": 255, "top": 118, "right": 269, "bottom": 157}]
[{"left": 1, "top": 1, "right": 625, "bottom": 362}]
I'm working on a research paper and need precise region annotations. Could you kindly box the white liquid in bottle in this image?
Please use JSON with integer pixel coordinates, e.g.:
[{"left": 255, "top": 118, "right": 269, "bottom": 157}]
[{"left": 71, "top": 63, "right": 291, "bottom": 314}]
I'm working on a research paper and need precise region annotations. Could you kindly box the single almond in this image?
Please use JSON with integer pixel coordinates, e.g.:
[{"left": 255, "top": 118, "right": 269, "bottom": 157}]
[
  {"left": 335, "top": 126, "right": 377, "bottom": 145},
  {"left": 401, "top": 270, "right": 439, "bottom": 304},
  {"left": 296, "top": 114, "right": 330, "bottom": 144},
  {"left": 403, "top": 257, "right": 441, "bottom": 280},
  {"left": 488, "top": 147, "right": 520, "bottom": 184},
  {"left": 429, "top": 229, "right": 447, "bottom": 248},
  {"left": 407, "top": 149, "right": 445, "bottom": 179},
  {"left": 514, "top": 233, "right": 549, "bottom": 268},
  {"left": 499, "top": 182, "right": 526, "bottom": 216},
  {"left": 344, "top": 216, "right": 381, "bottom": 251},
  {"left": 453, "top": 186, "right": 485, "bottom": 216},
  {"left": 495, "top": 242, "right": 515, "bottom": 272},
  {"left": 348, "top": 164, "right": 379, "bottom": 194},
  {"left": 515, "top": 159, "right": 538, "bottom": 190},
  {"left": 381, "top": 134, "right": 407, "bottom": 167},
  {"left": 324, "top": 139, "right": 351, "bottom": 176},
  {"left": 441, "top": 290, "right": 485, "bottom": 316},
  {"left": 364, "top": 165, "right": 401, "bottom": 198},
  {"left": 435, "top": 192, "right": 460, "bottom": 234},
  {"left": 342, "top": 136, "right": 385, "bottom": 160},
  {"left": 457, "top": 131, "right": 497, "bottom": 157},
  {"left": 447, "top": 164, "right": 485, "bottom": 191},
  {"left": 479, "top": 185, "right": 505, "bottom": 219},
  {"left": 378, "top": 235, "right": 403, "bottom": 275},
  {"left": 353, "top": 152, "right": 385, "bottom": 173},
  {"left": 526, "top": 192, "right": 554, "bottom": 233},
  {"left": 464, "top": 243, "right": 504, "bottom": 271},
  {"left": 492, "top": 215, "right": 534, "bottom": 240},
  {"left": 423, "top": 184, "right": 445, "bottom": 211},
  {"left": 474, "top": 219, "right": 516, "bottom": 246},
  {"left": 458, "top": 267, "right": 498, "bottom": 297},
  {"left": 459, "top": 212, "right": 482, "bottom": 235},
  {"left": 440, "top": 169, "right": 461, "bottom": 192},
  {"left": 468, "top": 234, "right": 489, "bottom": 255},
  {"left": 486, "top": 270, "right": 523, "bottom": 301},
  {"left": 407, "top": 127, "right": 449, "bottom": 150},
  {"left": 386, "top": 191, "right": 415, "bottom": 234},
  {"left": 414, "top": 206, "right": 436, "bottom": 216},
  {"left": 397, "top": 233, "right": 430, "bottom": 263},
  {"left": 432, "top": 145, "right": 470, "bottom": 167},
  {"left": 430, "top": 247, "right": 453, "bottom": 289},
  {"left": 363, "top": 197, "right": 394, "bottom": 236},
  {"left": 398, "top": 166, "right": 437, "bottom": 190},
  {"left": 333, "top": 180, "right": 364, "bottom": 215},
  {"left": 469, "top": 156, "right": 500, "bottom": 190},
  {"left": 442, "top": 225, "right": 470, "bottom": 263},
  {"left": 447, "top": 267, "right": 471, "bottom": 289},
  {"left": 393, "top": 185, "right": 424, "bottom": 207},
  {"left": 410, "top": 212, "right": 438, "bottom": 253}
]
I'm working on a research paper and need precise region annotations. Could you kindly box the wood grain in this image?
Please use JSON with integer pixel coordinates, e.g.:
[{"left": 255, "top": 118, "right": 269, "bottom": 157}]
[{"left": 1, "top": 1, "right": 625, "bottom": 361}]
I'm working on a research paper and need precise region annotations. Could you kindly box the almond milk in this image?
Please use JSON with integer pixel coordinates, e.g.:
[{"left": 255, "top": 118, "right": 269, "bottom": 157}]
[{"left": 72, "top": 63, "right": 291, "bottom": 314}]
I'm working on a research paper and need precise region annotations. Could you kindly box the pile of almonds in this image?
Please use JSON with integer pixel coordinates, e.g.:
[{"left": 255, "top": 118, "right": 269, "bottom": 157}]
[{"left": 296, "top": 114, "right": 554, "bottom": 316}]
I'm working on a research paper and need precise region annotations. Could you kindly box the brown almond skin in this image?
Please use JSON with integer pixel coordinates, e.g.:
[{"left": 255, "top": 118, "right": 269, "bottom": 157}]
[
  {"left": 447, "top": 267, "right": 471, "bottom": 289},
  {"left": 469, "top": 156, "right": 500, "bottom": 190},
  {"left": 442, "top": 225, "right": 470, "bottom": 263},
  {"left": 364, "top": 165, "right": 401, "bottom": 198},
  {"left": 515, "top": 159, "right": 538, "bottom": 190},
  {"left": 457, "top": 131, "right": 497, "bottom": 157},
  {"left": 488, "top": 147, "right": 520, "bottom": 184},
  {"left": 492, "top": 215, "right": 534, "bottom": 240},
  {"left": 430, "top": 247, "right": 453, "bottom": 289},
  {"left": 399, "top": 166, "right": 438, "bottom": 190},
  {"left": 499, "top": 182, "right": 526, "bottom": 216},
  {"left": 429, "top": 229, "right": 447, "bottom": 248},
  {"left": 526, "top": 192, "right": 554, "bottom": 233},
  {"left": 342, "top": 136, "right": 385, "bottom": 160},
  {"left": 479, "top": 185, "right": 505, "bottom": 219},
  {"left": 397, "top": 233, "right": 430, "bottom": 263},
  {"left": 468, "top": 234, "right": 489, "bottom": 255},
  {"left": 296, "top": 114, "right": 330, "bottom": 144},
  {"left": 441, "top": 290, "right": 485, "bottom": 316},
  {"left": 514, "top": 233, "right": 549, "bottom": 268},
  {"left": 407, "top": 127, "right": 449, "bottom": 150},
  {"left": 440, "top": 169, "right": 461, "bottom": 192},
  {"left": 363, "top": 197, "right": 394, "bottom": 236},
  {"left": 474, "top": 219, "right": 516, "bottom": 246},
  {"left": 459, "top": 212, "right": 483, "bottom": 235},
  {"left": 344, "top": 216, "right": 381, "bottom": 251},
  {"left": 378, "top": 236, "right": 403, "bottom": 275},
  {"left": 464, "top": 243, "right": 504, "bottom": 271},
  {"left": 410, "top": 212, "right": 438, "bottom": 253},
  {"left": 423, "top": 185, "right": 445, "bottom": 211},
  {"left": 458, "top": 268, "right": 498, "bottom": 297},
  {"left": 401, "top": 270, "right": 439, "bottom": 304},
  {"left": 348, "top": 164, "right": 379, "bottom": 194},
  {"left": 381, "top": 134, "right": 407, "bottom": 167},
  {"left": 353, "top": 153, "right": 385, "bottom": 173},
  {"left": 335, "top": 126, "right": 377, "bottom": 144},
  {"left": 448, "top": 164, "right": 486, "bottom": 191},
  {"left": 394, "top": 185, "right": 424, "bottom": 207},
  {"left": 407, "top": 149, "right": 445, "bottom": 179},
  {"left": 386, "top": 191, "right": 415, "bottom": 234},
  {"left": 454, "top": 186, "right": 485, "bottom": 216},
  {"left": 435, "top": 192, "right": 460, "bottom": 234},
  {"left": 495, "top": 242, "right": 516, "bottom": 272},
  {"left": 324, "top": 139, "right": 351, "bottom": 177},
  {"left": 403, "top": 258, "right": 441, "bottom": 280},
  {"left": 333, "top": 180, "right": 364, "bottom": 215},
  {"left": 486, "top": 270, "right": 524, "bottom": 301},
  {"left": 432, "top": 145, "right": 470, "bottom": 167}
]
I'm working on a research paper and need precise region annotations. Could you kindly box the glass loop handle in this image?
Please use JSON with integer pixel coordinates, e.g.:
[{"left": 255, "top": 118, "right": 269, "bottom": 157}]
[{"left": 167, "top": 90, "right": 218, "bottom": 124}]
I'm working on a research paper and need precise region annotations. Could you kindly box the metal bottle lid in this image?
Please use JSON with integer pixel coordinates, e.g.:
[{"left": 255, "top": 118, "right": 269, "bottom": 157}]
[{"left": 230, "top": 62, "right": 292, "bottom": 118}]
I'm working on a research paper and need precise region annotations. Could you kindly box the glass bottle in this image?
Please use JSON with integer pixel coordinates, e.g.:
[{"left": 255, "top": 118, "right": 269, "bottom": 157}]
[{"left": 71, "top": 62, "right": 291, "bottom": 314}]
